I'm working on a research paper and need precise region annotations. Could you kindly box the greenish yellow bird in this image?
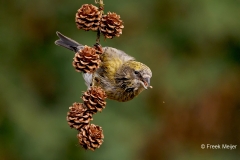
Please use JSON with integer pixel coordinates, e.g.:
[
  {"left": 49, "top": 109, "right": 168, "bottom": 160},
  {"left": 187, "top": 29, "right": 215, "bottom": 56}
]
[{"left": 55, "top": 31, "right": 152, "bottom": 102}]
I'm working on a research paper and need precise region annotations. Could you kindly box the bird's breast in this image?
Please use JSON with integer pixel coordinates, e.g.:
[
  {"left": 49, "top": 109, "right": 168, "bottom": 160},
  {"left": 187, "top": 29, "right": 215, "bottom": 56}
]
[{"left": 105, "top": 87, "right": 143, "bottom": 102}]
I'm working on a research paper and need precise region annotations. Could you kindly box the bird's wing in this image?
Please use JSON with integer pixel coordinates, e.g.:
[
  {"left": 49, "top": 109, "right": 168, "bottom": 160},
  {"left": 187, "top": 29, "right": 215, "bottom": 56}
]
[
  {"left": 102, "top": 47, "right": 135, "bottom": 63},
  {"left": 97, "top": 47, "right": 135, "bottom": 81},
  {"left": 84, "top": 47, "right": 134, "bottom": 89}
]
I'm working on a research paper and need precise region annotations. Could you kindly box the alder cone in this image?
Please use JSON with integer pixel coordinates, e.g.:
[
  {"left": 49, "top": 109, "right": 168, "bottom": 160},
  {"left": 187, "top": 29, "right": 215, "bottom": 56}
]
[
  {"left": 67, "top": 102, "right": 93, "bottom": 130},
  {"left": 72, "top": 46, "right": 100, "bottom": 73},
  {"left": 75, "top": 4, "right": 101, "bottom": 31},
  {"left": 100, "top": 12, "right": 124, "bottom": 39},
  {"left": 82, "top": 86, "right": 107, "bottom": 114},
  {"left": 77, "top": 124, "right": 104, "bottom": 151}
]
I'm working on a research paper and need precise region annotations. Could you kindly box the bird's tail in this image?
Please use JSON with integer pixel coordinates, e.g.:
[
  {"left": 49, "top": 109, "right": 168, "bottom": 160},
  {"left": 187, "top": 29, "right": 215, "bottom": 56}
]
[{"left": 55, "top": 31, "right": 83, "bottom": 53}]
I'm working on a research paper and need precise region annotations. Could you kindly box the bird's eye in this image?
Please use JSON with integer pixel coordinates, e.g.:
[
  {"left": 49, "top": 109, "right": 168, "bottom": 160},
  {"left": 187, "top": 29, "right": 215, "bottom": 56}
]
[{"left": 134, "top": 71, "right": 139, "bottom": 74}]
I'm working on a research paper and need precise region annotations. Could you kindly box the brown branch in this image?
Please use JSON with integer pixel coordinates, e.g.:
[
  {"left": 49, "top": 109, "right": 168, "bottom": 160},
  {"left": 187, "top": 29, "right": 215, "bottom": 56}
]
[
  {"left": 96, "top": 28, "right": 101, "bottom": 43},
  {"left": 95, "top": 0, "right": 104, "bottom": 43}
]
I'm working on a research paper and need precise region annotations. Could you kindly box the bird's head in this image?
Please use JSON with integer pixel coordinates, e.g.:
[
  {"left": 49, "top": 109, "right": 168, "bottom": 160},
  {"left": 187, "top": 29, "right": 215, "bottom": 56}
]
[{"left": 115, "top": 61, "right": 152, "bottom": 92}]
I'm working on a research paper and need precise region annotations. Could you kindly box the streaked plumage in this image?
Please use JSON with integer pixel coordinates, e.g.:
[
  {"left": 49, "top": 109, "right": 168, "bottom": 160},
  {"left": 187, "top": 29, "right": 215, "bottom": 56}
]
[{"left": 55, "top": 31, "right": 152, "bottom": 102}]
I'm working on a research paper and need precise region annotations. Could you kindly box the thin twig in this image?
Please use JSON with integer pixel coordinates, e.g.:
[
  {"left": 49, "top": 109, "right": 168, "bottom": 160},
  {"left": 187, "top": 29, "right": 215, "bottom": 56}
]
[
  {"left": 95, "top": 0, "right": 104, "bottom": 7},
  {"left": 95, "top": 0, "right": 104, "bottom": 43},
  {"left": 96, "top": 28, "right": 101, "bottom": 43}
]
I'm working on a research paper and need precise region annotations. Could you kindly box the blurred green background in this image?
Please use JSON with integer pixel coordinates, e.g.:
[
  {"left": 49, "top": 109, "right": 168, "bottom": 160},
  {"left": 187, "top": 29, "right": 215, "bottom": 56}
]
[{"left": 1, "top": 0, "right": 240, "bottom": 159}]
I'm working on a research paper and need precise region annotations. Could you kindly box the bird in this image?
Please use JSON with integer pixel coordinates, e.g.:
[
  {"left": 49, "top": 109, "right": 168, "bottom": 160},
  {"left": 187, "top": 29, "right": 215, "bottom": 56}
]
[{"left": 55, "top": 31, "right": 152, "bottom": 102}]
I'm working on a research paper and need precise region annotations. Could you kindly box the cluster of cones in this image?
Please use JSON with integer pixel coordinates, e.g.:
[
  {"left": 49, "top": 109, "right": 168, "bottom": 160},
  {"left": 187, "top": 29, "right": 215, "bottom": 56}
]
[
  {"left": 67, "top": 86, "right": 107, "bottom": 151},
  {"left": 65, "top": 0, "right": 124, "bottom": 151},
  {"left": 75, "top": 3, "right": 124, "bottom": 39}
]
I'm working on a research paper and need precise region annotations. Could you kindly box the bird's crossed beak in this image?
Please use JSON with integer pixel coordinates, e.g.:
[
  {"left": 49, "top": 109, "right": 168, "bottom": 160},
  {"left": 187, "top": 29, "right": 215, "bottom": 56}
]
[{"left": 141, "top": 75, "right": 152, "bottom": 89}]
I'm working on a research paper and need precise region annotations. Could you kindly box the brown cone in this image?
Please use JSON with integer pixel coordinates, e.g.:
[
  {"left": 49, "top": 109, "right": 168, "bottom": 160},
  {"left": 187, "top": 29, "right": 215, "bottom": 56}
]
[
  {"left": 77, "top": 124, "right": 104, "bottom": 151},
  {"left": 82, "top": 86, "right": 107, "bottom": 114},
  {"left": 72, "top": 45, "right": 100, "bottom": 73},
  {"left": 67, "top": 102, "right": 93, "bottom": 130},
  {"left": 75, "top": 4, "right": 102, "bottom": 31},
  {"left": 100, "top": 12, "right": 124, "bottom": 39}
]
